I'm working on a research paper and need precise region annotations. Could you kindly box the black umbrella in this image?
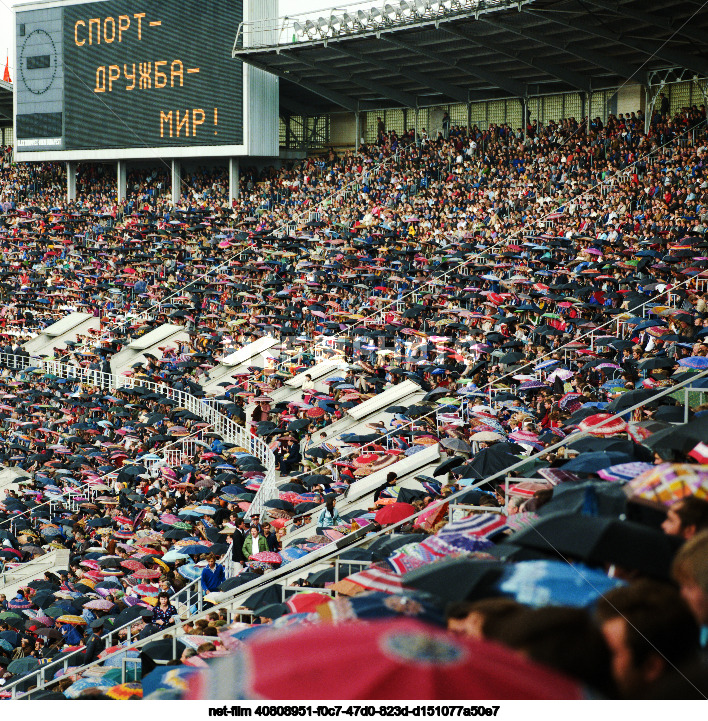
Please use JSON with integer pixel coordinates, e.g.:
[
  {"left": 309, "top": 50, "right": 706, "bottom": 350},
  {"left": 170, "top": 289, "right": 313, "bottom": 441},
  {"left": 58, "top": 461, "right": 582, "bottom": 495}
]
[
  {"left": 218, "top": 572, "right": 259, "bottom": 592},
  {"left": 458, "top": 444, "right": 525, "bottom": 479},
  {"left": 433, "top": 456, "right": 466, "bottom": 477},
  {"left": 242, "top": 585, "right": 283, "bottom": 610},
  {"left": 367, "top": 534, "right": 428, "bottom": 560},
  {"left": 403, "top": 559, "right": 506, "bottom": 604},
  {"left": 141, "top": 638, "right": 187, "bottom": 663},
  {"left": 509, "top": 512, "right": 683, "bottom": 579},
  {"left": 537, "top": 481, "right": 627, "bottom": 518}
]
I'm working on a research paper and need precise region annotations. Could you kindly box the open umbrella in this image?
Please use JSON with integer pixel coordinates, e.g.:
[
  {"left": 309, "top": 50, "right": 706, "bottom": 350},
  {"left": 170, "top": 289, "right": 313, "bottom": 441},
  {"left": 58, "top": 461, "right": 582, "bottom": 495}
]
[
  {"left": 185, "top": 618, "right": 582, "bottom": 700},
  {"left": 403, "top": 559, "right": 505, "bottom": 604},
  {"left": 498, "top": 559, "right": 624, "bottom": 608},
  {"left": 624, "top": 463, "right": 708, "bottom": 507},
  {"left": 374, "top": 503, "right": 416, "bottom": 525},
  {"left": 577, "top": 413, "right": 628, "bottom": 437},
  {"left": 285, "top": 592, "right": 332, "bottom": 614},
  {"left": 508, "top": 512, "right": 683, "bottom": 580}
]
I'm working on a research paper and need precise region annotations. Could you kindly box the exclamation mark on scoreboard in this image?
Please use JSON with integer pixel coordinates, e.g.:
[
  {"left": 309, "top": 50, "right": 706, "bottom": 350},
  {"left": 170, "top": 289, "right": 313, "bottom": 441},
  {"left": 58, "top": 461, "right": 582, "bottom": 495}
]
[{"left": 214, "top": 108, "right": 218, "bottom": 135}]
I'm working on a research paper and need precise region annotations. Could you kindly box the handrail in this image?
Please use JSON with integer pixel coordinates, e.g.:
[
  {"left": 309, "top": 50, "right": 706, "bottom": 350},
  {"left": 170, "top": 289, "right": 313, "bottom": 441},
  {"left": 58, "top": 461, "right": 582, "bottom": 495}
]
[{"left": 0, "top": 351, "right": 276, "bottom": 499}]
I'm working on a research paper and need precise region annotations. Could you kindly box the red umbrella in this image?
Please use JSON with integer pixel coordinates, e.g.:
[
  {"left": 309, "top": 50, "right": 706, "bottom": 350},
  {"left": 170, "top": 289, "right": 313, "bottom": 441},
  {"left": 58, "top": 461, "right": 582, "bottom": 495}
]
[
  {"left": 185, "top": 618, "right": 582, "bottom": 700},
  {"left": 375, "top": 502, "right": 416, "bottom": 525},
  {"left": 285, "top": 592, "right": 332, "bottom": 614},
  {"left": 413, "top": 502, "right": 448, "bottom": 532},
  {"left": 578, "top": 413, "right": 628, "bottom": 437},
  {"left": 354, "top": 453, "right": 379, "bottom": 466},
  {"left": 306, "top": 407, "right": 325, "bottom": 418},
  {"left": 120, "top": 560, "right": 146, "bottom": 572},
  {"left": 129, "top": 568, "right": 161, "bottom": 580}
]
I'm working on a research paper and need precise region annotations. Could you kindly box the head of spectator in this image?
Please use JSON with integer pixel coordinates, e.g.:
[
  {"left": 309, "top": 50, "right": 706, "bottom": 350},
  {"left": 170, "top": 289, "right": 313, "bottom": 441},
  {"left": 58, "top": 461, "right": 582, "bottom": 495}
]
[
  {"left": 671, "top": 529, "right": 708, "bottom": 629},
  {"left": 661, "top": 497, "right": 708, "bottom": 540},
  {"left": 445, "top": 598, "right": 523, "bottom": 641},
  {"left": 594, "top": 580, "right": 700, "bottom": 698},
  {"left": 495, "top": 605, "right": 615, "bottom": 697}
]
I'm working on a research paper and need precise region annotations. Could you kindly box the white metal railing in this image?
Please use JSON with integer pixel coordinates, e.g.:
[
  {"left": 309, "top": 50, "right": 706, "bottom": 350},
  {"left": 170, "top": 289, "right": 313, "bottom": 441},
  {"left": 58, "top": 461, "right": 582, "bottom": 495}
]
[{"left": 0, "top": 352, "right": 276, "bottom": 518}]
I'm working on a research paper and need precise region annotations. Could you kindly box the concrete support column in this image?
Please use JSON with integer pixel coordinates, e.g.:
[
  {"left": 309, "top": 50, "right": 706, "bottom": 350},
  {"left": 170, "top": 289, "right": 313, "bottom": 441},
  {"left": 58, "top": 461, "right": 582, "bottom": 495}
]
[
  {"left": 355, "top": 111, "right": 360, "bottom": 150},
  {"left": 171, "top": 159, "right": 181, "bottom": 205},
  {"left": 66, "top": 161, "right": 77, "bottom": 202},
  {"left": 229, "top": 158, "right": 240, "bottom": 205},
  {"left": 116, "top": 160, "right": 127, "bottom": 204}
]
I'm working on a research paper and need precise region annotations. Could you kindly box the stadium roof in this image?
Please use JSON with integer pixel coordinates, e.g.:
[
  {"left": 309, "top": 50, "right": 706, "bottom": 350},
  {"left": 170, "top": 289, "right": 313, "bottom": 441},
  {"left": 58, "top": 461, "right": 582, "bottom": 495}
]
[
  {"left": 236, "top": 0, "right": 708, "bottom": 116},
  {"left": 0, "top": 80, "right": 12, "bottom": 128}
]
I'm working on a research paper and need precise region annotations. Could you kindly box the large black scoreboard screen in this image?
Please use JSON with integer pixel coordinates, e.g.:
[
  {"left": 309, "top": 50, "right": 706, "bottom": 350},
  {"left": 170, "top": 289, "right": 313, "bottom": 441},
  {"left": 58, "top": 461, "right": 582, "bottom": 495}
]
[{"left": 15, "top": 0, "right": 243, "bottom": 152}]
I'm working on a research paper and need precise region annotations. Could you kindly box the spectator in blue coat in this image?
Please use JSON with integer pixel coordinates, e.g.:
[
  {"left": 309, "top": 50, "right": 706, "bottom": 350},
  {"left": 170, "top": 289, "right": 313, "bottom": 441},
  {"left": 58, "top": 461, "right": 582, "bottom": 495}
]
[{"left": 200, "top": 553, "right": 225, "bottom": 594}]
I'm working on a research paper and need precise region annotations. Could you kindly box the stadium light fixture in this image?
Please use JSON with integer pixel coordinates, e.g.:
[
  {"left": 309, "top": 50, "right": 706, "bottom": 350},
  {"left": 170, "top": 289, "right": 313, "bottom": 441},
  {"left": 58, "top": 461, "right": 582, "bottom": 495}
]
[
  {"left": 369, "top": 7, "right": 382, "bottom": 22},
  {"left": 304, "top": 19, "right": 316, "bottom": 37},
  {"left": 316, "top": 16, "right": 330, "bottom": 36}
]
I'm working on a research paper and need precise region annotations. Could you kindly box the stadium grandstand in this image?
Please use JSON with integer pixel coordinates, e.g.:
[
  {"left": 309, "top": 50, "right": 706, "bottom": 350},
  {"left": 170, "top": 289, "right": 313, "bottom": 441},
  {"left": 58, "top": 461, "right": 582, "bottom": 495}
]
[{"left": 0, "top": 0, "right": 708, "bottom": 704}]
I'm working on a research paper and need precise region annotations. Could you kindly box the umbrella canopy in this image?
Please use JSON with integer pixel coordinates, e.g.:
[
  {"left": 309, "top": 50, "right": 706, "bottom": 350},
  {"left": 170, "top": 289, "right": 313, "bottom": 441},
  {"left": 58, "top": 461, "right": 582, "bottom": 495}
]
[
  {"left": 498, "top": 559, "right": 624, "bottom": 608},
  {"left": 577, "top": 413, "right": 628, "bottom": 437},
  {"left": 624, "top": 463, "right": 708, "bottom": 507},
  {"left": 508, "top": 512, "right": 683, "bottom": 580},
  {"left": 285, "top": 592, "right": 332, "bottom": 614},
  {"left": 184, "top": 618, "right": 582, "bottom": 700},
  {"left": 374, "top": 503, "right": 416, "bottom": 525},
  {"left": 403, "top": 559, "right": 506, "bottom": 604}
]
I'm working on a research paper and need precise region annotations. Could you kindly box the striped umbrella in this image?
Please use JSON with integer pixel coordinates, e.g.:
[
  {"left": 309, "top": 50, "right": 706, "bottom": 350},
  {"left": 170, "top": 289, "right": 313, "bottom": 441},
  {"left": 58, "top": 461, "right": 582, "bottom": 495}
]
[
  {"left": 559, "top": 392, "right": 583, "bottom": 411},
  {"left": 339, "top": 567, "right": 412, "bottom": 595},
  {"left": 518, "top": 380, "right": 549, "bottom": 390},
  {"left": 439, "top": 513, "right": 509, "bottom": 541},
  {"left": 597, "top": 462, "right": 655, "bottom": 483},
  {"left": 56, "top": 614, "right": 87, "bottom": 625}
]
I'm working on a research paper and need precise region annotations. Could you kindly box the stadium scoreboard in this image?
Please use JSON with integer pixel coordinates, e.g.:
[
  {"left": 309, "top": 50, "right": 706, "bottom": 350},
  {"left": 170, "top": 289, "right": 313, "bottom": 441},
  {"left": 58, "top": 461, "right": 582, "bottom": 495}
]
[{"left": 14, "top": 0, "right": 244, "bottom": 154}]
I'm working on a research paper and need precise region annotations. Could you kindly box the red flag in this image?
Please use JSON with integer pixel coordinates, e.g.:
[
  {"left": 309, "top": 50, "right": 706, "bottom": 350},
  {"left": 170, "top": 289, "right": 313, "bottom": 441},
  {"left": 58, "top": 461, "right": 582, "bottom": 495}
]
[{"left": 2, "top": 55, "right": 10, "bottom": 83}]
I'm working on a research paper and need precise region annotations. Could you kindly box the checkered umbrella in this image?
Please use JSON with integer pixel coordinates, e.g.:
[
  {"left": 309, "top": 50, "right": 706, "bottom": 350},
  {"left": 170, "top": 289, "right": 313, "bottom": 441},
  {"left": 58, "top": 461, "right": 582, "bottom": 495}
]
[{"left": 625, "top": 463, "right": 708, "bottom": 507}]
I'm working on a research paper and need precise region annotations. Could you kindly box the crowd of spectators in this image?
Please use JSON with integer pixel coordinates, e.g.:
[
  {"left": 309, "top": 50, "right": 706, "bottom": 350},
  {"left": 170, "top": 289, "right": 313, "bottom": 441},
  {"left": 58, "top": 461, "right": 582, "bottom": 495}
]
[{"left": 0, "top": 99, "right": 706, "bottom": 699}]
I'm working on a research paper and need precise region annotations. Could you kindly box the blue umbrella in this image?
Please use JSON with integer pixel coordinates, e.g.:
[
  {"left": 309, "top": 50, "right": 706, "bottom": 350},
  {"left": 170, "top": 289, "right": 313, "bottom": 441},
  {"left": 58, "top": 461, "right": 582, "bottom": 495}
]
[
  {"left": 142, "top": 665, "right": 196, "bottom": 697},
  {"left": 498, "top": 560, "right": 624, "bottom": 608},
  {"left": 678, "top": 356, "right": 708, "bottom": 370},
  {"left": 178, "top": 544, "right": 211, "bottom": 555},
  {"left": 176, "top": 564, "right": 201, "bottom": 582},
  {"left": 337, "top": 591, "right": 445, "bottom": 626},
  {"left": 278, "top": 546, "right": 310, "bottom": 564},
  {"left": 560, "top": 451, "right": 634, "bottom": 474}
]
